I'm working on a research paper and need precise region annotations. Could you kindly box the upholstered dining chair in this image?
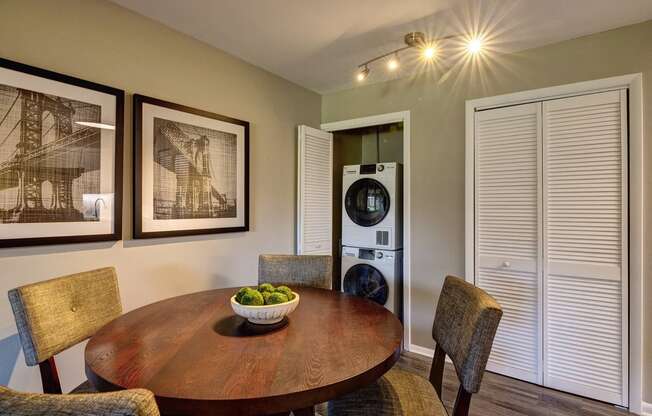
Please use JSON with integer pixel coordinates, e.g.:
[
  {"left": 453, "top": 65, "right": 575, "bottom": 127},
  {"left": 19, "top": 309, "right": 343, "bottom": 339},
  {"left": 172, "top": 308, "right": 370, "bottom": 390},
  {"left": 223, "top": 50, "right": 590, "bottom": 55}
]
[
  {"left": 0, "top": 385, "right": 160, "bottom": 416},
  {"left": 8, "top": 267, "right": 122, "bottom": 394},
  {"left": 258, "top": 254, "right": 333, "bottom": 289},
  {"left": 327, "top": 275, "right": 502, "bottom": 416}
]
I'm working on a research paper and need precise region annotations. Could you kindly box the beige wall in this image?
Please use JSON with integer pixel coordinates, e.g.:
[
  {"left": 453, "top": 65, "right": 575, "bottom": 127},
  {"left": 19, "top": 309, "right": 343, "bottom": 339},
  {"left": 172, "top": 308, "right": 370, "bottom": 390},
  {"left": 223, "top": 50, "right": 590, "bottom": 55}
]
[
  {"left": 0, "top": 0, "right": 320, "bottom": 391},
  {"left": 323, "top": 20, "right": 652, "bottom": 400}
]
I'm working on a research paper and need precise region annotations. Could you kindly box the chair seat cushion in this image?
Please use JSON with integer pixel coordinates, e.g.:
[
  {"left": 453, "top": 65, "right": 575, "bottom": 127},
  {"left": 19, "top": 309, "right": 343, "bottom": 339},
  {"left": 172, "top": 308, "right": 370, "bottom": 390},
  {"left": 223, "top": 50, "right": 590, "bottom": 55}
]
[
  {"left": 69, "top": 380, "right": 97, "bottom": 394},
  {"left": 327, "top": 368, "right": 447, "bottom": 416}
]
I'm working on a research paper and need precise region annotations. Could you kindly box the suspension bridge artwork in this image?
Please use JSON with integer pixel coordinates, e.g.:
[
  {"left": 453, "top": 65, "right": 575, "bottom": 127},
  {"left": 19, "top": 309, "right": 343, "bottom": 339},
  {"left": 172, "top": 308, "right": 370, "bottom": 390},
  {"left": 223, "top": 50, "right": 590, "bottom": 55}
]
[
  {"left": 0, "top": 84, "right": 102, "bottom": 224},
  {"left": 153, "top": 117, "right": 237, "bottom": 220}
]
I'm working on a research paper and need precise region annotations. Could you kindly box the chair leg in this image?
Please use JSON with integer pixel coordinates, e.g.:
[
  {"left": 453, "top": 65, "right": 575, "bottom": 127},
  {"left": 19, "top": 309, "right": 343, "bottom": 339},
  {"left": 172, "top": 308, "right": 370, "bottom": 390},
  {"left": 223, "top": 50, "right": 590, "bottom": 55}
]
[
  {"left": 38, "top": 357, "right": 62, "bottom": 394},
  {"left": 451, "top": 386, "right": 472, "bottom": 416},
  {"left": 429, "top": 344, "right": 446, "bottom": 397}
]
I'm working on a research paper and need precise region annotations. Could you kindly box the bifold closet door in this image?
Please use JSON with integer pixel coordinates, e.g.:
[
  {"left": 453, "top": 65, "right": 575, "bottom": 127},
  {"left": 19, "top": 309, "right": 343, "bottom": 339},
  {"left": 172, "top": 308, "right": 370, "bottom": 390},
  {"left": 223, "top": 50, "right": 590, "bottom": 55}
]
[
  {"left": 474, "top": 102, "right": 542, "bottom": 384},
  {"left": 542, "top": 90, "right": 628, "bottom": 406},
  {"left": 297, "top": 125, "right": 333, "bottom": 255}
]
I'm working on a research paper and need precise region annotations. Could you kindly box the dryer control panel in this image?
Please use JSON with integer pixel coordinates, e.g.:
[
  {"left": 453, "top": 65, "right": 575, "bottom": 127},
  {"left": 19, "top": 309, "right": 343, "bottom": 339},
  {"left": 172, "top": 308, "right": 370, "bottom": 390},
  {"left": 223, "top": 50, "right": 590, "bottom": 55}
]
[{"left": 342, "top": 247, "right": 396, "bottom": 262}]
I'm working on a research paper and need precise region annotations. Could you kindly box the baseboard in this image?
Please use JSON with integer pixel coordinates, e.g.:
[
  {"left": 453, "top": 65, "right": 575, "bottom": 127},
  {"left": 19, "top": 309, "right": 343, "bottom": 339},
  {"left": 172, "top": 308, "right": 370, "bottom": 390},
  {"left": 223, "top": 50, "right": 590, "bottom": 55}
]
[
  {"left": 411, "top": 344, "right": 645, "bottom": 414},
  {"left": 407, "top": 344, "right": 434, "bottom": 357}
]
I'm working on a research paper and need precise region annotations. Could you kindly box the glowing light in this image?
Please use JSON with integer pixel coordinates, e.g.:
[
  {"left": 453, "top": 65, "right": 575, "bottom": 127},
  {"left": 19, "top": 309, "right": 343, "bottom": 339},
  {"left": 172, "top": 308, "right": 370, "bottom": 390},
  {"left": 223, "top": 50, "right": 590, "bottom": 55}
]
[
  {"left": 422, "top": 46, "right": 436, "bottom": 60},
  {"left": 467, "top": 37, "right": 484, "bottom": 54},
  {"left": 75, "top": 121, "right": 115, "bottom": 130},
  {"left": 387, "top": 56, "right": 399, "bottom": 71}
]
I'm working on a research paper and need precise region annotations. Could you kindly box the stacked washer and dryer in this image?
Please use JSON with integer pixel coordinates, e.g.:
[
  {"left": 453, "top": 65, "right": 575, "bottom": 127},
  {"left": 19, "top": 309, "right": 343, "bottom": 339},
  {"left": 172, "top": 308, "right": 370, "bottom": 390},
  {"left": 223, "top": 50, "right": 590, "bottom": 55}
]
[{"left": 341, "top": 162, "right": 403, "bottom": 319}]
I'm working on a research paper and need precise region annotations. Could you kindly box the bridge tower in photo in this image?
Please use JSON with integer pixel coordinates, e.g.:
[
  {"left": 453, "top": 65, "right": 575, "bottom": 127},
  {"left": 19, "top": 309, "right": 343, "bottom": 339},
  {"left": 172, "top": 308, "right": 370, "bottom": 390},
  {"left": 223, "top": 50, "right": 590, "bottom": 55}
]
[
  {"left": 154, "top": 120, "right": 228, "bottom": 219},
  {"left": 0, "top": 88, "right": 100, "bottom": 223}
]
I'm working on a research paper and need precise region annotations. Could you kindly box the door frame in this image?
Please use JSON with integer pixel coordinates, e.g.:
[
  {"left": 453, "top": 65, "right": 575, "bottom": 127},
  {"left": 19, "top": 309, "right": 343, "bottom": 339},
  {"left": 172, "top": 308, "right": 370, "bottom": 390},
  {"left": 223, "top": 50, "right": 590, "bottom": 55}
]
[
  {"left": 321, "top": 110, "right": 412, "bottom": 348},
  {"left": 464, "top": 74, "right": 643, "bottom": 413}
]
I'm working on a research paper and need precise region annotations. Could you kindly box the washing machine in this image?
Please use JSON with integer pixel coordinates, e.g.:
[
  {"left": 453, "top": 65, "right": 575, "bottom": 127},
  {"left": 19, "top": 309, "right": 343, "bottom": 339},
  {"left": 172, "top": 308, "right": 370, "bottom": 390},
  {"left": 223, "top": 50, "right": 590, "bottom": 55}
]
[
  {"left": 342, "top": 162, "right": 403, "bottom": 250},
  {"left": 341, "top": 246, "right": 403, "bottom": 318}
]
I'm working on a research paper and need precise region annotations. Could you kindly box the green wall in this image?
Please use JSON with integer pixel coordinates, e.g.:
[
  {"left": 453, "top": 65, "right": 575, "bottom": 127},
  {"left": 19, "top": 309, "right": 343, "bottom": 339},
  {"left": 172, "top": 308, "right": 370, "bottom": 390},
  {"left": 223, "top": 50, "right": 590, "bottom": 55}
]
[
  {"left": 323, "top": 20, "right": 652, "bottom": 401},
  {"left": 0, "top": 0, "right": 321, "bottom": 392}
]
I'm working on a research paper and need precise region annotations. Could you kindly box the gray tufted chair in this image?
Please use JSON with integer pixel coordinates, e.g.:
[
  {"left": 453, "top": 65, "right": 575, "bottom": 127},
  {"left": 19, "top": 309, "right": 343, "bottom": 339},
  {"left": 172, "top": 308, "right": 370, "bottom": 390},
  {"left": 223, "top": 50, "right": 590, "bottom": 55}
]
[
  {"left": 326, "top": 275, "right": 502, "bottom": 416},
  {"left": 8, "top": 267, "right": 122, "bottom": 394},
  {"left": 258, "top": 254, "right": 333, "bottom": 289}
]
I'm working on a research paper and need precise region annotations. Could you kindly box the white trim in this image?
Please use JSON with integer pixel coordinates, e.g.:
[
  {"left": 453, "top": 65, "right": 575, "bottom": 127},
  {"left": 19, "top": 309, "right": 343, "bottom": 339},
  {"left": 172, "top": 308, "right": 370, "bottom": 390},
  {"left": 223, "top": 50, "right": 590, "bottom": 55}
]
[
  {"left": 641, "top": 401, "right": 652, "bottom": 416},
  {"left": 321, "top": 110, "right": 412, "bottom": 348},
  {"left": 321, "top": 111, "right": 409, "bottom": 132},
  {"left": 628, "top": 74, "right": 644, "bottom": 416},
  {"left": 465, "top": 73, "right": 644, "bottom": 414},
  {"left": 408, "top": 344, "right": 435, "bottom": 358},
  {"left": 408, "top": 344, "right": 454, "bottom": 366},
  {"left": 467, "top": 74, "right": 638, "bottom": 111}
]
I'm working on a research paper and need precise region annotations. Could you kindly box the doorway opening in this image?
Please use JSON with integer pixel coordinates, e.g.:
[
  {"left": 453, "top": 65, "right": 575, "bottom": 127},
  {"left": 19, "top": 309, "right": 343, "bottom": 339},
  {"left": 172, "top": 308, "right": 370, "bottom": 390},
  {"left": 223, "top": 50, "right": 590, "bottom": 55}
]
[{"left": 331, "top": 122, "right": 404, "bottom": 290}]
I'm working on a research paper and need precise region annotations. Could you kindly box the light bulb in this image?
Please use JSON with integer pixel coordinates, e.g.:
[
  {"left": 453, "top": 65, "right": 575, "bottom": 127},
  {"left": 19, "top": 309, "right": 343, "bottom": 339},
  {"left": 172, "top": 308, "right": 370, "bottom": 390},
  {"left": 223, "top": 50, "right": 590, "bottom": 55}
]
[
  {"left": 422, "top": 46, "right": 436, "bottom": 60},
  {"left": 387, "top": 56, "right": 399, "bottom": 71},
  {"left": 356, "top": 66, "right": 369, "bottom": 82},
  {"left": 467, "top": 38, "right": 483, "bottom": 54}
]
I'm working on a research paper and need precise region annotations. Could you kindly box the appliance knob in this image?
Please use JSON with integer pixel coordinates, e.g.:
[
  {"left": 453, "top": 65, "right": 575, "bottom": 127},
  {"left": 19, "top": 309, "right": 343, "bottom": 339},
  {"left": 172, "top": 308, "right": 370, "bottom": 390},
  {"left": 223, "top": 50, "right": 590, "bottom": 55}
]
[
  {"left": 377, "top": 164, "right": 385, "bottom": 172},
  {"left": 376, "top": 252, "right": 384, "bottom": 259}
]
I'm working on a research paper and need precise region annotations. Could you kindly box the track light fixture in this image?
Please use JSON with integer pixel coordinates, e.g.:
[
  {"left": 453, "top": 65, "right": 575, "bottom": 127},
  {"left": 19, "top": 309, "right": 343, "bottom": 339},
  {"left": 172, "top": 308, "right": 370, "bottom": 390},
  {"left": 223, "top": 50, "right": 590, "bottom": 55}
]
[
  {"left": 356, "top": 65, "right": 370, "bottom": 82},
  {"left": 354, "top": 31, "right": 485, "bottom": 82}
]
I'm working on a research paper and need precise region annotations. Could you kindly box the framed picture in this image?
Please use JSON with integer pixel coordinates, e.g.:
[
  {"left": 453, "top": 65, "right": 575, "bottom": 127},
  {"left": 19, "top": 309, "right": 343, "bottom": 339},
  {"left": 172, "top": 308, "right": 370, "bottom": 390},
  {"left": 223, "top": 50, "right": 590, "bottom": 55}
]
[
  {"left": 0, "top": 58, "right": 123, "bottom": 248},
  {"left": 133, "top": 94, "right": 249, "bottom": 239}
]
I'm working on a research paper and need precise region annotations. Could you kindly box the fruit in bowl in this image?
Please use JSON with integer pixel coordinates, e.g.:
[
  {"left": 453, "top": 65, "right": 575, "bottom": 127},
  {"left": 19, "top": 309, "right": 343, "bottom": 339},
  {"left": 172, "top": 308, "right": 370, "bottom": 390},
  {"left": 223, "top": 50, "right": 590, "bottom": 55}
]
[{"left": 231, "top": 284, "right": 300, "bottom": 325}]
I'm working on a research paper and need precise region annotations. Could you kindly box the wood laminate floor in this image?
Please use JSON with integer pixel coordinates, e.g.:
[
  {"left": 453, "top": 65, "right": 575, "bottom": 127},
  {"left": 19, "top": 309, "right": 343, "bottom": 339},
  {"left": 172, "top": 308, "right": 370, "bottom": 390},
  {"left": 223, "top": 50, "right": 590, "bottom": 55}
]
[{"left": 397, "top": 352, "right": 631, "bottom": 416}]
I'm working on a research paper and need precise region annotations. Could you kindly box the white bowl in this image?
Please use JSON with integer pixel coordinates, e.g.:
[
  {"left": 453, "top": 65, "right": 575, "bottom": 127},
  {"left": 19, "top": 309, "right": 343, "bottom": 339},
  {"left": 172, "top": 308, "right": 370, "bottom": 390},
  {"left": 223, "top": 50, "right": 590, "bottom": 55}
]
[{"left": 230, "top": 292, "right": 300, "bottom": 325}]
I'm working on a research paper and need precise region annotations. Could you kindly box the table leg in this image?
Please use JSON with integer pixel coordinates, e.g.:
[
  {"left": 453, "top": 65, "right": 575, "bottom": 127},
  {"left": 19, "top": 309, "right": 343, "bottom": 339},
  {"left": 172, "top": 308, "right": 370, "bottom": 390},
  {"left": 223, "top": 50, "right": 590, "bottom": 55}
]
[{"left": 292, "top": 406, "right": 315, "bottom": 416}]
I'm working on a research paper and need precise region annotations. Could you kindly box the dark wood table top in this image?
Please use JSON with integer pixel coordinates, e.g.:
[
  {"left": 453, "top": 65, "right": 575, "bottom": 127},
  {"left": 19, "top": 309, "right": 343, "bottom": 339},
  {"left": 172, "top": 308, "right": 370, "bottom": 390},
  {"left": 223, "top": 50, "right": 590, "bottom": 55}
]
[{"left": 85, "top": 287, "right": 403, "bottom": 415}]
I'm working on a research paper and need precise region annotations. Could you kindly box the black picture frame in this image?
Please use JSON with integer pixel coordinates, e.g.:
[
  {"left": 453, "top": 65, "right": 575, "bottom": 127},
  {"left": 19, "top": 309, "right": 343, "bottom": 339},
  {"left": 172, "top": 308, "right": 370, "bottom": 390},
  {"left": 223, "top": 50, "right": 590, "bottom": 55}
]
[
  {"left": 0, "top": 57, "right": 124, "bottom": 248},
  {"left": 133, "top": 94, "right": 249, "bottom": 239}
]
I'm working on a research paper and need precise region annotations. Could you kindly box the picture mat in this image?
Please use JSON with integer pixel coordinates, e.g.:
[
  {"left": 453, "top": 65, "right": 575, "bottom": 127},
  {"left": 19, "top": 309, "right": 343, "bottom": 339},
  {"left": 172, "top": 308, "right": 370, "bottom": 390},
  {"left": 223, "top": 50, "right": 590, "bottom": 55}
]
[
  {"left": 141, "top": 102, "right": 246, "bottom": 232},
  {"left": 0, "top": 66, "right": 117, "bottom": 239}
]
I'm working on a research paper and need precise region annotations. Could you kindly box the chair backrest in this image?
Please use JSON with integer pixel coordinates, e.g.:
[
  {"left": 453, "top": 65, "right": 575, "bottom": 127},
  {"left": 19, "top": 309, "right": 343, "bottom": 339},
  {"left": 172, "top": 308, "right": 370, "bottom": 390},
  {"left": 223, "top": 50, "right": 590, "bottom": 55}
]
[
  {"left": 8, "top": 267, "right": 122, "bottom": 367},
  {"left": 0, "top": 385, "right": 160, "bottom": 416},
  {"left": 429, "top": 275, "right": 502, "bottom": 416},
  {"left": 258, "top": 254, "right": 333, "bottom": 289}
]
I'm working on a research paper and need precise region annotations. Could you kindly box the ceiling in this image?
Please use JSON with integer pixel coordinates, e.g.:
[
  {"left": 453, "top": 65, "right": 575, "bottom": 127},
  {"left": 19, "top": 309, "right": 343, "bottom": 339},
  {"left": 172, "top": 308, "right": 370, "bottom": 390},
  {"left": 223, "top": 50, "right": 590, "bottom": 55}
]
[{"left": 111, "top": 0, "right": 652, "bottom": 93}]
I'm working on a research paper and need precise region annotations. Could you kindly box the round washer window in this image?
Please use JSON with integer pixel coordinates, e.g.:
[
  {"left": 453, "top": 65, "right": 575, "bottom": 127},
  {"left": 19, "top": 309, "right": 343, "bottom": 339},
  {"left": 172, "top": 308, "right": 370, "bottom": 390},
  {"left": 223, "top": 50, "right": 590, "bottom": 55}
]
[
  {"left": 343, "top": 263, "right": 389, "bottom": 306},
  {"left": 344, "top": 178, "right": 390, "bottom": 227}
]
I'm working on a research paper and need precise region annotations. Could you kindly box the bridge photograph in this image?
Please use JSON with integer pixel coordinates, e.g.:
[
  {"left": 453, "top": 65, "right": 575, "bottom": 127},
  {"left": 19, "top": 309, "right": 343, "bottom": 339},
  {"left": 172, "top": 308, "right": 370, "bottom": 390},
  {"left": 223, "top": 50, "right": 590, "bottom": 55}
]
[
  {"left": 153, "top": 116, "right": 237, "bottom": 220},
  {"left": 0, "top": 83, "right": 102, "bottom": 224}
]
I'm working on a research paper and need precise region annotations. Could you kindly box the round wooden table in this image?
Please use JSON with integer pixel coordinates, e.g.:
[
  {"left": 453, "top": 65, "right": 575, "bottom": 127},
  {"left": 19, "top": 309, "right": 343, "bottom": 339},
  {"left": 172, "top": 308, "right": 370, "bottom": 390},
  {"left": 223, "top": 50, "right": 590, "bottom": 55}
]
[{"left": 85, "top": 287, "right": 403, "bottom": 415}]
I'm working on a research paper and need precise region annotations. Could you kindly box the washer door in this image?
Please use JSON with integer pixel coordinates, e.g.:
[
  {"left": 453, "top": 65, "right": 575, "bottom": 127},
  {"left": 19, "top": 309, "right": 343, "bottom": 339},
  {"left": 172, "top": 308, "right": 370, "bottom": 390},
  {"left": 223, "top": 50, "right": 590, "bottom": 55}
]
[
  {"left": 343, "top": 263, "right": 389, "bottom": 305},
  {"left": 344, "top": 178, "right": 390, "bottom": 227}
]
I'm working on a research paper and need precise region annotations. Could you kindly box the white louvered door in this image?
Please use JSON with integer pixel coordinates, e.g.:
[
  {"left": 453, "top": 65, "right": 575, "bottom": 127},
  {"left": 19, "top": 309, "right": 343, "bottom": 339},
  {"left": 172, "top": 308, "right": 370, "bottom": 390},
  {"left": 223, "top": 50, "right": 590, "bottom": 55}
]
[
  {"left": 542, "top": 90, "right": 628, "bottom": 406},
  {"left": 297, "top": 125, "right": 333, "bottom": 255},
  {"left": 474, "top": 102, "right": 543, "bottom": 384}
]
